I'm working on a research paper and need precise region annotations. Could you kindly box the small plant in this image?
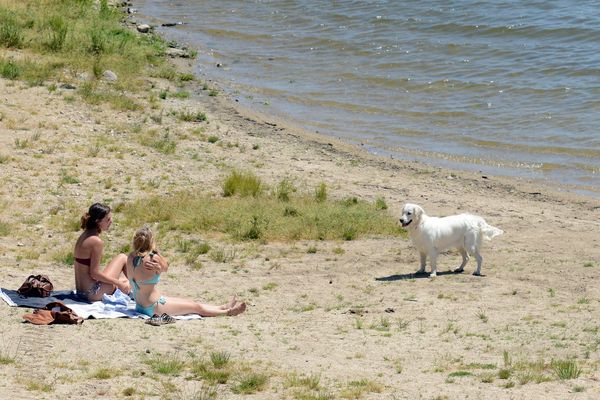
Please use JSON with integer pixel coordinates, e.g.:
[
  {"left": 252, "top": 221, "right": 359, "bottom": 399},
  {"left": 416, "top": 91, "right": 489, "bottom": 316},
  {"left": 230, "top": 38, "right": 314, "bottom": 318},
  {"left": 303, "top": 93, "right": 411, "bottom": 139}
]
[
  {"left": 210, "top": 351, "right": 230, "bottom": 368},
  {"left": 307, "top": 246, "right": 317, "bottom": 254},
  {"left": 178, "top": 72, "right": 195, "bottom": 81},
  {"left": 14, "top": 138, "right": 30, "bottom": 149},
  {"left": 332, "top": 247, "right": 345, "bottom": 255},
  {"left": 222, "top": 170, "right": 262, "bottom": 197},
  {"left": 240, "top": 215, "right": 263, "bottom": 240},
  {"left": 548, "top": 288, "right": 555, "bottom": 297},
  {"left": 503, "top": 350, "right": 512, "bottom": 367},
  {"left": 477, "top": 311, "right": 489, "bottom": 323},
  {"left": 0, "top": 18, "right": 23, "bottom": 48},
  {"left": 45, "top": 15, "right": 68, "bottom": 51},
  {"left": 262, "top": 282, "right": 277, "bottom": 291},
  {"left": 208, "top": 89, "right": 218, "bottom": 97},
  {"left": 146, "top": 353, "right": 185, "bottom": 375},
  {"left": 232, "top": 373, "right": 269, "bottom": 394},
  {"left": 122, "top": 387, "right": 136, "bottom": 396},
  {"left": 0, "top": 220, "right": 11, "bottom": 237},
  {"left": 172, "top": 90, "right": 190, "bottom": 99},
  {"left": 375, "top": 197, "right": 388, "bottom": 210},
  {"left": 583, "top": 261, "right": 594, "bottom": 268},
  {"left": 178, "top": 109, "right": 207, "bottom": 122},
  {"left": 498, "top": 369, "right": 511, "bottom": 379},
  {"left": 342, "top": 226, "right": 357, "bottom": 241},
  {"left": 60, "top": 169, "right": 80, "bottom": 185},
  {"left": 276, "top": 178, "right": 296, "bottom": 202},
  {"left": 552, "top": 359, "right": 581, "bottom": 380},
  {"left": 354, "top": 318, "right": 364, "bottom": 330},
  {"left": 207, "top": 135, "right": 219, "bottom": 143},
  {"left": 209, "top": 247, "right": 236, "bottom": 263},
  {"left": 25, "top": 381, "right": 54, "bottom": 392},
  {"left": 0, "top": 59, "right": 20, "bottom": 79},
  {"left": 90, "top": 368, "right": 117, "bottom": 379},
  {"left": 210, "top": 351, "right": 231, "bottom": 368},
  {"left": 283, "top": 206, "right": 299, "bottom": 217},
  {"left": 448, "top": 371, "right": 472, "bottom": 377},
  {"left": 315, "top": 182, "right": 327, "bottom": 202}
]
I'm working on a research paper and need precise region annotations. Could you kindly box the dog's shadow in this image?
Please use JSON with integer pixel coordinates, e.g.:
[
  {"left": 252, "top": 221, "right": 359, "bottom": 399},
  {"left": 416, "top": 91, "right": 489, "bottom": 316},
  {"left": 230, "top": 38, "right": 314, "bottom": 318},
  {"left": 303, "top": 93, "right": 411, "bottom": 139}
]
[{"left": 376, "top": 270, "right": 482, "bottom": 281}]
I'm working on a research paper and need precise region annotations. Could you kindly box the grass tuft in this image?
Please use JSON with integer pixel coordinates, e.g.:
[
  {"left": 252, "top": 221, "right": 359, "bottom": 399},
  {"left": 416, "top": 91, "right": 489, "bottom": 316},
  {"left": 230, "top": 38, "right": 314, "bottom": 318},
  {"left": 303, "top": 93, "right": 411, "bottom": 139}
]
[
  {"left": 222, "top": 170, "right": 262, "bottom": 198},
  {"left": 552, "top": 359, "right": 581, "bottom": 380},
  {"left": 232, "top": 373, "right": 269, "bottom": 394}
]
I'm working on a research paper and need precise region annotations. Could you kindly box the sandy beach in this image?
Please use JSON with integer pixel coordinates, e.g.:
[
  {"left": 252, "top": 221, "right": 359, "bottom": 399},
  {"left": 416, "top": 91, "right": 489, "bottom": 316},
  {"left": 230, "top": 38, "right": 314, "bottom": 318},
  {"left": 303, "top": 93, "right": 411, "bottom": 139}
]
[{"left": 1, "top": 10, "right": 600, "bottom": 399}]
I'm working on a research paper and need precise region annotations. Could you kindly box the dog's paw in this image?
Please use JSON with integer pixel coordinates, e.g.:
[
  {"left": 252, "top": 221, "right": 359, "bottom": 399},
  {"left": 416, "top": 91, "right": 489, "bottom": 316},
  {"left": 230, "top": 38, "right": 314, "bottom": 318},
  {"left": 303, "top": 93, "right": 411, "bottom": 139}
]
[
  {"left": 454, "top": 268, "right": 464, "bottom": 273},
  {"left": 429, "top": 272, "right": 437, "bottom": 278},
  {"left": 472, "top": 271, "right": 481, "bottom": 276}
]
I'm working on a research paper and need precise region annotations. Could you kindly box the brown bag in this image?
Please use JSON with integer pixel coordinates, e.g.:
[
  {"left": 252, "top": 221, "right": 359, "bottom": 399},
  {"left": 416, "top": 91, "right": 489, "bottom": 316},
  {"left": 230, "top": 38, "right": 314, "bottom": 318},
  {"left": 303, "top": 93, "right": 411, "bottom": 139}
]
[
  {"left": 22, "top": 301, "right": 83, "bottom": 325},
  {"left": 17, "top": 274, "right": 54, "bottom": 297}
]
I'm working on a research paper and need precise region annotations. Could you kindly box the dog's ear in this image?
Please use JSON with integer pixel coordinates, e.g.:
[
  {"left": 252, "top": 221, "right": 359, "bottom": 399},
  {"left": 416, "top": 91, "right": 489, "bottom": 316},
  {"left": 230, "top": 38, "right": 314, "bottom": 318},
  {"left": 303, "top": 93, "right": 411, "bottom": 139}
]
[{"left": 414, "top": 205, "right": 424, "bottom": 221}]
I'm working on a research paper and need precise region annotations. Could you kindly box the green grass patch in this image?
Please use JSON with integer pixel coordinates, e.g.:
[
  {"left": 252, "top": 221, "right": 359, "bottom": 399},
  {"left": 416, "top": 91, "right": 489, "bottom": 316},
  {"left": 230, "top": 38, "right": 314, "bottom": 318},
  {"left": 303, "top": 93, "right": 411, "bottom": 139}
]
[
  {"left": 177, "top": 109, "right": 207, "bottom": 122},
  {"left": 552, "top": 359, "right": 581, "bottom": 380},
  {"left": 222, "top": 170, "right": 262, "bottom": 197},
  {"left": 232, "top": 373, "right": 269, "bottom": 394},
  {"left": 90, "top": 367, "right": 120, "bottom": 379},
  {"left": 145, "top": 353, "right": 185, "bottom": 375},
  {"left": 121, "top": 188, "right": 405, "bottom": 242},
  {"left": 136, "top": 129, "right": 177, "bottom": 154},
  {"left": 0, "top": 220, "right": 10, "bottom": 237},
  {"left": 0, "top": 0, "right": 169, "bottom": 95}
]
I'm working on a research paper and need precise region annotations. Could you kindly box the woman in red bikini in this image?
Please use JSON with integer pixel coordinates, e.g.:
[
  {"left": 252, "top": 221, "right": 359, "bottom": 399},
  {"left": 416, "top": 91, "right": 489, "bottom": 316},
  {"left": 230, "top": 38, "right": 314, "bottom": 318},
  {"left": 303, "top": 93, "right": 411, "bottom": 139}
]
[{"left": 73, "top": 203, "right": 132, "bottom": 301}]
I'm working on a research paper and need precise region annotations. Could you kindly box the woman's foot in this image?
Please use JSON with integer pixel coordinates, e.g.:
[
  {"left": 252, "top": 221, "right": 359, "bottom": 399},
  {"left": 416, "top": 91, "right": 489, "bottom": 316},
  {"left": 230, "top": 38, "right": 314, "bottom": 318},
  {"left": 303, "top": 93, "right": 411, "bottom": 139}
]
[
  {"left": 222, "top": 295, "right": 237, "bottom": 310},
  {"left": 227, "top": 301, "right": 246, "bottom": 316}
]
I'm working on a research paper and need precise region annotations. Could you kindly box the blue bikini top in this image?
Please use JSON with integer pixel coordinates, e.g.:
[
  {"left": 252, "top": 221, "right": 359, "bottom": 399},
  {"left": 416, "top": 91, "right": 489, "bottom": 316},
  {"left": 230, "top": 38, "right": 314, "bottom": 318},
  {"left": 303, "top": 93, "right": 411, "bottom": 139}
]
[{"left": 132, "top": 251, "right": 160, "bottom": 285}]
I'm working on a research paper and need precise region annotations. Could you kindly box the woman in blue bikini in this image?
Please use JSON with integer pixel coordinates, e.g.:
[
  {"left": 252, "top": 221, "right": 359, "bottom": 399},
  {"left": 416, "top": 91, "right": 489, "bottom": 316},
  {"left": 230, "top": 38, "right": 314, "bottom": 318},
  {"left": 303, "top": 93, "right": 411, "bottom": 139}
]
[
  {"left": 74, "top": 203, "right": 132, "bottom": 301},
  {"left": 127, "top": 226, "right": 246, "bottom": 317}
]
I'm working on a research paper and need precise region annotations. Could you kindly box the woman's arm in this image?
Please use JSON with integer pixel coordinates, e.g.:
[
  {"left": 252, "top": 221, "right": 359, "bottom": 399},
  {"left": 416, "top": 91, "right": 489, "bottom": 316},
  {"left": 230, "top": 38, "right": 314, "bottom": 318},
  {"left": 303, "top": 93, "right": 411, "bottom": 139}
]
[
  {"left": 144, "top": 251, "right": 169, "bottom": 274},
  {"left": 88, "top": 238, "right": 123, "bottom": 287}
]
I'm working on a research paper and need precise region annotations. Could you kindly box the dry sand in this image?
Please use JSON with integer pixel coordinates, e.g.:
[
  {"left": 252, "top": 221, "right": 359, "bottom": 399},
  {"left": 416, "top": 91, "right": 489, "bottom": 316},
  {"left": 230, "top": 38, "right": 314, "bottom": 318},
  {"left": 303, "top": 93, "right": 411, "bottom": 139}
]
[{"left": 0, "top": 50, "right": 599, "bottom": 400}]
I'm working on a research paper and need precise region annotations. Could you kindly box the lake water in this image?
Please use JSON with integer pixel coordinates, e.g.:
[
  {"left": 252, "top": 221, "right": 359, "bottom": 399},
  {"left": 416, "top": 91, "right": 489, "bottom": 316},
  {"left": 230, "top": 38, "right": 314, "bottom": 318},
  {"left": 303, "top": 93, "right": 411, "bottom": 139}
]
[{"left": 133, "top": 0, "right": 600, "bottom": 196}]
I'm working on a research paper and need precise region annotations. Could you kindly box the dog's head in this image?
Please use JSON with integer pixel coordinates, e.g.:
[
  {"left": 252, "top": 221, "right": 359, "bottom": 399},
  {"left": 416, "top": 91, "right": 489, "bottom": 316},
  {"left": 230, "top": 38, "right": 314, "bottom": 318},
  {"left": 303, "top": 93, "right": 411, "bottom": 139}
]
[{"left": 399, "top": 203, "right": 424, "bottom": 228}]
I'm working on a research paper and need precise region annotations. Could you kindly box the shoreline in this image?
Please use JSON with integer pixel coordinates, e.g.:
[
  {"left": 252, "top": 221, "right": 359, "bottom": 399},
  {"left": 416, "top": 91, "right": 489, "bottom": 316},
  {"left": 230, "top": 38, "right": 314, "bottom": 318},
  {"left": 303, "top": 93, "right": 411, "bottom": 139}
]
[
  {"left": 1, "top": 2, "right": 600, "bottom": 398},
  {"left": 131, "top": 2, "right": 600, "bottom": 201}
]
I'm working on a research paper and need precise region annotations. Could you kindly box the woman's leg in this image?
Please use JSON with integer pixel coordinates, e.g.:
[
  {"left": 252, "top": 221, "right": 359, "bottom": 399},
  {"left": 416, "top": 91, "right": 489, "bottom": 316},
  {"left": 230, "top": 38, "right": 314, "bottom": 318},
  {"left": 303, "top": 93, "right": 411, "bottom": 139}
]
[
  {"left": 88, "top": 254, "right": 128, "bottom": 301},
  {"left": 157, "top": 296, "right": 246, "bottom": 317}
]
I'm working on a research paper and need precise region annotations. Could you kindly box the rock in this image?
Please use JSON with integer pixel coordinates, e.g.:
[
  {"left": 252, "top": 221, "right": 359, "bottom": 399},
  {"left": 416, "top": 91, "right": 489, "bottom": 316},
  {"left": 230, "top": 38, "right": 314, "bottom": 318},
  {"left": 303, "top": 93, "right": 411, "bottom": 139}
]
[
  {"left": 60, "top": 83, "right": 76, "bottom": 90},
  {"left": 164, "top": 48, "right": 191, "bottom": 58},
  {"left": 137, "top": 24, "right": 151, "bottom": 33},
  {"left": 102, "top": 70, "right": 118, "bottom": 82}
]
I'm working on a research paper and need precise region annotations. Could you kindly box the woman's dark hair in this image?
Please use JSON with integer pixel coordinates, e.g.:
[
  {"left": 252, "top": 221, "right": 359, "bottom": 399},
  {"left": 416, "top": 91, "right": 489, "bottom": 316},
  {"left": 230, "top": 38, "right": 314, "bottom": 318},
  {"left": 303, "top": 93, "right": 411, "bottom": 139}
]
[{"left": 80, "top": 203, "right": 111, "bottom": 231}]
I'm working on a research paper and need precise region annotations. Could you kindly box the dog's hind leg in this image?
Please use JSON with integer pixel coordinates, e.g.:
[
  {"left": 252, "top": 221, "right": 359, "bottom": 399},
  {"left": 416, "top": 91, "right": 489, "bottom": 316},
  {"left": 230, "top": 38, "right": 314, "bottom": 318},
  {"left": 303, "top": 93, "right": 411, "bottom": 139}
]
[
  {"left": 473, "top": 251, "right": 483, "bottom": 276},
  {"left": 417, "top": 252, "right": 427, "bottom": 274},
  {"left": 454, "top": 248, "right": 469, "bottom": 273}
]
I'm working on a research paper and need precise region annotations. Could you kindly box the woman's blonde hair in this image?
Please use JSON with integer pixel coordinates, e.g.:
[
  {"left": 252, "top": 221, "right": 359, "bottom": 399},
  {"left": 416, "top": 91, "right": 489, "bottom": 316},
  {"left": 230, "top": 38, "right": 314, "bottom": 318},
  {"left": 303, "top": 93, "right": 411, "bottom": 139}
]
[{"left": 132, "top": 226, "right": 155, "bottom": 256}]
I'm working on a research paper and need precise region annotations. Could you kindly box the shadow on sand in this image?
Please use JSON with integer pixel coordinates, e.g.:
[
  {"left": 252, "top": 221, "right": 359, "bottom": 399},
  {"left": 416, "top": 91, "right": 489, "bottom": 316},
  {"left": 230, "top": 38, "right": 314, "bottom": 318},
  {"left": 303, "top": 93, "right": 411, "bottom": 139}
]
[{"left": 375, "top": 270, "right": 483, "bottom": 281}]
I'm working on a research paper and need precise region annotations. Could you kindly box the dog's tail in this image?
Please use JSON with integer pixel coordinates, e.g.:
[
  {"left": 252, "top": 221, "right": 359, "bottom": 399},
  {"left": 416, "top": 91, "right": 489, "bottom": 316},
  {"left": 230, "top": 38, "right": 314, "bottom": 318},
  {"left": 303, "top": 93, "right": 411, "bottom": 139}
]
[{"left": 480, "top": 221, "right": 503, "bottom": 240}]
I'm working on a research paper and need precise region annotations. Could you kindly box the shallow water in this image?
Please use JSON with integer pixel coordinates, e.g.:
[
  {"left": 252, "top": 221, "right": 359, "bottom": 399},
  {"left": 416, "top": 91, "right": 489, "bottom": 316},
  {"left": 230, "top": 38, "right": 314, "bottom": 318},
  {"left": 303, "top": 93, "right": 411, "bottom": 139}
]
[{"left": 133, "top": 0, "right": 600, "bottom": 196}]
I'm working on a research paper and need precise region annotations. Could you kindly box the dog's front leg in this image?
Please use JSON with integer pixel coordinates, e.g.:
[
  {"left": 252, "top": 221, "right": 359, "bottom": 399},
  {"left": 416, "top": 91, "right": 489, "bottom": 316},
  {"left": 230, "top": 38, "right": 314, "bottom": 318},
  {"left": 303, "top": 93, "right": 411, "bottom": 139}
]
[
  {"left": 429, "top": 250, "right": 438, "bottom": 277},
  {"left": 417, "top": 252, "right": 427, "bottom": 274}
]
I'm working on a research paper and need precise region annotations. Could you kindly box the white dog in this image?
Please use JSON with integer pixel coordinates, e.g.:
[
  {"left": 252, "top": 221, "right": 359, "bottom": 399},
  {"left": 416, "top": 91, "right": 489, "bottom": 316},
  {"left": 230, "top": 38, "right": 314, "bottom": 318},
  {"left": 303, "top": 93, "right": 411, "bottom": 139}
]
[{"left": 399, "top": 203, "right": 503, "bottom": 277}]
